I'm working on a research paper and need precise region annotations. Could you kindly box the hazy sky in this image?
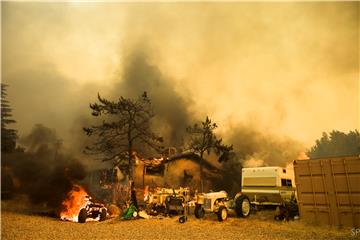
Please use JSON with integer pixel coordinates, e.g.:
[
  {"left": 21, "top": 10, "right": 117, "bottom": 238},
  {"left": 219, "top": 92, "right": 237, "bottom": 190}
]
[{"left": 2, "top": 2, "right": 359, "bottom": 153}]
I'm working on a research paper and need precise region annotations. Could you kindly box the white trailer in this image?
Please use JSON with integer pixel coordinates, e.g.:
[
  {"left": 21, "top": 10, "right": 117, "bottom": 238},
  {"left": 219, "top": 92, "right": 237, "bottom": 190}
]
[{"left": 241, "top": 167, "right": 296, "bottom": 206}]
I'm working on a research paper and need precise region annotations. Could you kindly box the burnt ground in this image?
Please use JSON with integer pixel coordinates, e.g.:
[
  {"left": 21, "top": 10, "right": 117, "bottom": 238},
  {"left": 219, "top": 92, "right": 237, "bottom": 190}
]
[{"left": 1, "top": 199, "right": 356, "bottom": 240}]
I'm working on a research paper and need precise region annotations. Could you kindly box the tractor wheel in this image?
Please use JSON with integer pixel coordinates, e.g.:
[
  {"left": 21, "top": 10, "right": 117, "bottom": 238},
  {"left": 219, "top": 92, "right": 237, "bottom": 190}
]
[
  {"left": 99, "top": 208, "right": 107, "bottom": 221},
  {"left": 235, "top": 195, "right": 251, "bottom": 218},
  {"left": 194, "top": 204, "right": 205, "bottom": 219},
  {"left": 78, "top": 208, "right": 87, "bottom": 223},
  {"left": 217, "top": 206, "right": 228, "bottom": 221}
]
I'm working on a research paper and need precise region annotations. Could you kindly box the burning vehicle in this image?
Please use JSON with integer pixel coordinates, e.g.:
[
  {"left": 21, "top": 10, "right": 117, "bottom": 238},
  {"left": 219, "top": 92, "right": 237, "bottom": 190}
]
[
  {"left": 195, "top": 191, "right": 251, "bottom": 221},
  {"left": 78, "top": 196, "right": 107, "bottom": 223},
  {"left": 60, "top": 185, "right": 107, "bottom": 223}
]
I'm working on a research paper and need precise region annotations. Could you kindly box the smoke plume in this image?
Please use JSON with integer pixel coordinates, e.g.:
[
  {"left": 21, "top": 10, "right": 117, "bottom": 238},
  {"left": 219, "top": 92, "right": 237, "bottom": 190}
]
[
  {"left": 2, "top": 2, "right": 358, "bottom": 194},
  {"left": 111, "top": 48, "right": 192, "bottom": 146},
  {"left": 2, "top": 124, "right": 86, "bottom": 211},
  {"left": 3, "top": 2, "right": 358, "bottom": 149},
  {"left": 226, "top": 124, "right": 304, "bottom": 168}
]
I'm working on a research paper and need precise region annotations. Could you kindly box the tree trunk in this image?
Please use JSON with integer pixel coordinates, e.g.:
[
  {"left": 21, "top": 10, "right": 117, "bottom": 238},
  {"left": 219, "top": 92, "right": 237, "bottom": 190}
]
[
  {"left": 200, "top": 151, "right": 204, "bottom": 192},
  {"left": 128, "top": 141, "right": 133, "bottom": 181}
]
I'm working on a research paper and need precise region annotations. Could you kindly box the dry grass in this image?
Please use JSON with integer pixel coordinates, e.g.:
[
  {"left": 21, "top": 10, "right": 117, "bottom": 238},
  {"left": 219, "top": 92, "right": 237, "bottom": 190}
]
[{"left": 1, "top": 200, "right": 355, "bottom": 240}]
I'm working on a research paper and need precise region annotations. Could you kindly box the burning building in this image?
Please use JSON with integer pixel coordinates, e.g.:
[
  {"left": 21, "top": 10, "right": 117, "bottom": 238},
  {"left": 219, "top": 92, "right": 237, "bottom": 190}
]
[
  {"left": 83, "top": 149, "right": 225, "bottom": 207},
  {"left": 134, "top": 152, "right": 222, "bottom": 192}
]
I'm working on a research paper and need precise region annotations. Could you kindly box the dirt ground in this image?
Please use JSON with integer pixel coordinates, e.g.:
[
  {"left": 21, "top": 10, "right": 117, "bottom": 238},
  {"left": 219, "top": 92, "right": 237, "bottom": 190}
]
[{"left": 1, "top": 200, "right": 356, "bottom": 240}]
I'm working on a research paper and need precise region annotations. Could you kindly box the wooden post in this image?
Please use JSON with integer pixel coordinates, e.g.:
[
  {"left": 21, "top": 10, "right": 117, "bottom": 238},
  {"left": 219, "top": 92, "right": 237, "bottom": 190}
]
[{"left": 143, "top": 165, "right": 146, "bottom": 189}]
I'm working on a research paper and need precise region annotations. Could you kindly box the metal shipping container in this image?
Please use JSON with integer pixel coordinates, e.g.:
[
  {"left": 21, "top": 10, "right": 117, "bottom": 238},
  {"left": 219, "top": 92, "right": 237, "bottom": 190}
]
[{"left": 293, "top": 156, "right": 360, "bottom": 227}]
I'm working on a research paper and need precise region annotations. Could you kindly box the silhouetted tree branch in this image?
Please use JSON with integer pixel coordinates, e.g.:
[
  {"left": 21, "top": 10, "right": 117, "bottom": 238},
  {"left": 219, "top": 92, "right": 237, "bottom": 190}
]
[
  {"left": 83, "top": 92, "right": 163, "bottom": 180},
  {"left": 186, "top": 116, "right": 233, "bottom": 191},
  {"left": 1, "top": 84, "right": 17, "bottom": 153},
  {"left": 307, "top": 130, "right": 360, "bottom": 158}
]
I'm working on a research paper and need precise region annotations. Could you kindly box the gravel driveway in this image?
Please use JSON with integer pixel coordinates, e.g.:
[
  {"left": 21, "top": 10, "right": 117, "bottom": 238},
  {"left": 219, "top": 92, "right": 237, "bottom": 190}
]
[{"left": 2, "top": 200, "right": 354, "bottom": 240}]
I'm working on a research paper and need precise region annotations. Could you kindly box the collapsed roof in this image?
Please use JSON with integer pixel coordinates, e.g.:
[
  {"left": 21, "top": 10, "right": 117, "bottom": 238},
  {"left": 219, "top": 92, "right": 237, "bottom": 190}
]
[{"left": 140, "top": 152, "right": 220, "bottom": 175}]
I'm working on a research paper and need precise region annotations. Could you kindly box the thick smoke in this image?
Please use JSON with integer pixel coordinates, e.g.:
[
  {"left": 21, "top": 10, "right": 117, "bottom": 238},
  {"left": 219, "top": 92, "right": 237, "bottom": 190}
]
[
  {"left": 108, "top": 45, "right": 305, "bottom": 195},
  {"left": 2, "top": 124, "right": 86, "bottom": 211},
  {"left": 4, "top": 2, "right": 358, "bottom": 149},
  {"left": 111, "top": 48, "right": 191, "bottom": 146},
  {"left": 2, "top": 2, "right": 358, "bottom": 196},
  {"left": 19, "top": 124, "right": 59, "bottom": 152},
  {"left": 226, "top": 124, "right": 304, "bottom": 168}
]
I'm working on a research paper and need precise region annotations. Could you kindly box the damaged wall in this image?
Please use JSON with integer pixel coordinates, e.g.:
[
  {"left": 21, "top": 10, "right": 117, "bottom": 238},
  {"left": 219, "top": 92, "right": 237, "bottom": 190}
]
[{"left": 134, "top": 158, "right": 222, "bottom": 193}]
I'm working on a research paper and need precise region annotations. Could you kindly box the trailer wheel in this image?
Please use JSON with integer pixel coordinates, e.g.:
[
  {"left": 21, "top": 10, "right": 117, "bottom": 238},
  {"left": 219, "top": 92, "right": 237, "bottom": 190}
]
[
  {"left": 217, "top": 206, "right": 228, "bottom": 221},
  {"left": 78, "top": 208, "right": 87, "bottom": 223},
  {"left": 178, "top": 216, "right": 187, "bottom": 223},
  {"left": 235, "top": 195, "right": 251, "bottom": 218},
  {"left": 194, "top": 204, "right": 205, "bottom": 218},
  {"left": 274, "top": 206, "right": 283, "bottom": 221}
]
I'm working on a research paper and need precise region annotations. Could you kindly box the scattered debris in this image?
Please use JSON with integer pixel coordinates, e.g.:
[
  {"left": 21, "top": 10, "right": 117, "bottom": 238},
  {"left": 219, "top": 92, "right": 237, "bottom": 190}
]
[
  {"left": 274, "top": 199, "right": 299, "bottom": 221},
  {"left": 107, "top": 204, "right": 121, "bottom": 217},
  {"left": 121, "top": 203, "right": 138, "bottom": 220},
  {"left": 144, "top": 187, "right": 190, "bottom": 216},
  {"left": 138, "top": 210, "right": 150, "bottom": 219}
]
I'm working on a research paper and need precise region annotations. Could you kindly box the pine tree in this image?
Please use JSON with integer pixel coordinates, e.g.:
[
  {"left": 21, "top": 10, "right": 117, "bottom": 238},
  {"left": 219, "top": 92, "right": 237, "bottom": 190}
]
[
  {"left": 83, "top": 92, "right": 163, "bottom": 180},
  {"left": 307, "top": 130, "right": 360, "bottom": 158},
  {"left": 1, "top": 84, "right": 17, "bottom": 153},
  {"left": 186, "top": 116, "right": 233, "bottom": 192}
]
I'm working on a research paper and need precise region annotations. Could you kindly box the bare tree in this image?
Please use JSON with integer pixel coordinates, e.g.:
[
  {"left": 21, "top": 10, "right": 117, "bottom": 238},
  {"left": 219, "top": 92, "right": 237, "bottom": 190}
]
[
  {"left": 84, "top": 92, "right": 163, "bottom": 180},
  {"left": 186, "top": 116, "right": 233, "bottom": 192}
]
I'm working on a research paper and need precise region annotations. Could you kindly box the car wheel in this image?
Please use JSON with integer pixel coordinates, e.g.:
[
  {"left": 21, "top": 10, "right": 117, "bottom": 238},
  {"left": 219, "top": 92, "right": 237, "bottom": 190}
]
[
  {"left": 194, "top": 204, "right": 205, "bottom": 218},
  {"left": 235, "top": 195, "right": 251, "bottom": 218},
  {"left": 78, "top": 208, "right": 87, "bottom": 223},
  {"left": 217, "top": 206, "right": 228, "bottom": 221},
  {"left": 100, "top": 208, "right": 107, "bottom": 221}
]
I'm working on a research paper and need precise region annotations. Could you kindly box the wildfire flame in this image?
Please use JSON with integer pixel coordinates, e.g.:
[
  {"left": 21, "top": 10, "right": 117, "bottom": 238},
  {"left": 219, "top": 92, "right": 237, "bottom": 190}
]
[
  {"left": 297, "top": 151, "right": 310, "bottom": 160},
  {"left": 144, "top": 185, "right": 149, "bottom": 202},
  {"left": 60, "top": 185, "right": 89, "bottom": 222}
]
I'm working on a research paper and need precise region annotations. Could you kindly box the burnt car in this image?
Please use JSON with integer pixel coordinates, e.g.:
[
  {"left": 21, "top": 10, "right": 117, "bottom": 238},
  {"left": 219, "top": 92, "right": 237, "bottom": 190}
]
[{"left": 78, "top": 196, "right": 107, "bottom": 223}]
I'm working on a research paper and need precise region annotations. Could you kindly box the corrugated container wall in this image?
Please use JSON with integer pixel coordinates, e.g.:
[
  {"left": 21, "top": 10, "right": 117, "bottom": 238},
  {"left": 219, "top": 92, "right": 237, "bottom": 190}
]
[{"left": 293, "top": 156, "right": 360, "bottom": 227}]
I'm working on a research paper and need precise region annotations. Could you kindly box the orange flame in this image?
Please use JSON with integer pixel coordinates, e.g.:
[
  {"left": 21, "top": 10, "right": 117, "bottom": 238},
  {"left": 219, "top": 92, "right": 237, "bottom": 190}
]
[
  {"left": 60, "top": 185, "right": 89, "bottom": 222},
  {"left": 297, "top": 151, "right": 310, "bottom": 160},
  {"left": 144, "top": 185, "right": 149, "bottom": 201}
]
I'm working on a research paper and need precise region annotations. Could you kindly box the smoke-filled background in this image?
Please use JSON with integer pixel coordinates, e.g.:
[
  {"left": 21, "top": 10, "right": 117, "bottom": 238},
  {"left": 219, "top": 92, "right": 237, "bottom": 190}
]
[
  {"left": 2, "top": 2, "right": 359, "bottom": 175},
  {"left": 2, "top": 124, "right": 86, "bottom": 211}
]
